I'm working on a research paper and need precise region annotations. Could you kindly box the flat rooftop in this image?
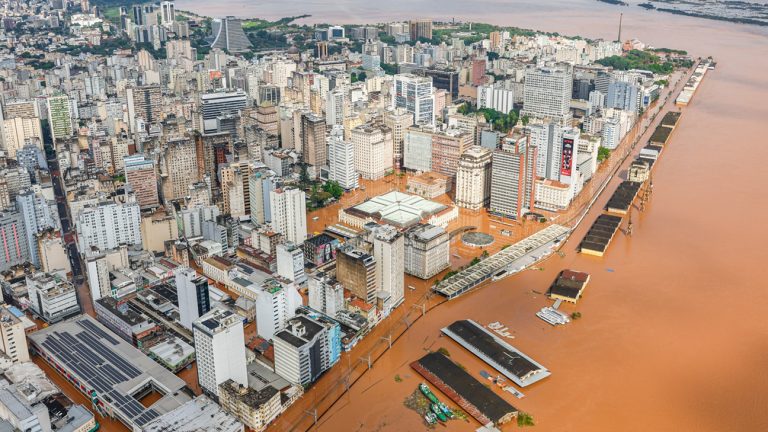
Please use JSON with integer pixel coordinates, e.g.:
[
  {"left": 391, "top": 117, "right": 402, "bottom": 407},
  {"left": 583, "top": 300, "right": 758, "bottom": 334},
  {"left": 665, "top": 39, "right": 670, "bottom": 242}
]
[
  {"left": 441, "top": 320, "right": 550, "bottom": 387},
  {"left": 28, "top": 315, "right": 191, "bottom": 429},
  {"left": 605, "top": 181, "right": 641, "bottom": 214},
  {"left": 411, "top": 352, "right": 517, "bottom": 426},
  {"left": 143, "top": 396, "right": 242, "bottom": 432},
  {"left": 579, "top": 214, "right": 622, "bottom": 255}
]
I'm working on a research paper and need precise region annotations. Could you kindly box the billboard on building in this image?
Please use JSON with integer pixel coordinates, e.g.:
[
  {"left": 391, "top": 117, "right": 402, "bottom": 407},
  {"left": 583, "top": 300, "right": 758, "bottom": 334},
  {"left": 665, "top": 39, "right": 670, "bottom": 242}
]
[{"left": 561, "top": 137, "right": 574, "bottom": 176}]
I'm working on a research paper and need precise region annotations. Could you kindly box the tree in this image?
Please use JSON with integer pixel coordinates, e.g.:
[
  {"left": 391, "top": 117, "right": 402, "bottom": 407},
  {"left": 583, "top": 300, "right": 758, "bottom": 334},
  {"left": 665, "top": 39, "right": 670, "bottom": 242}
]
[
  {"left": 322, "top": 180, "right": 344, "bottom": 199},
  {"left": 597, "top": 146, "right": 611, "bottom": 162},
  {"left": 521, "top": 115, "right": 530, "bottom": 126}
]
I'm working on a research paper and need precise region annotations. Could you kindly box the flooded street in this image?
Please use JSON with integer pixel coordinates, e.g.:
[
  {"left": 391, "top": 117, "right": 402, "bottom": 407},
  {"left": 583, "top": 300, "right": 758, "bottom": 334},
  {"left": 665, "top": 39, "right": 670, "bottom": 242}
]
[{"left": 168, "top": 1, "right": 768, "bottom": 431}]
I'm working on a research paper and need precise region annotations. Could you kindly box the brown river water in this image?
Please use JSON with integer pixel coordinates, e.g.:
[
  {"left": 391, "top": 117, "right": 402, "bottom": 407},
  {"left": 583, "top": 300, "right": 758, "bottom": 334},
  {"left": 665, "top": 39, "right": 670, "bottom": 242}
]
[{"left": 189, "top": 1, "right": 768, "bottom": 430}]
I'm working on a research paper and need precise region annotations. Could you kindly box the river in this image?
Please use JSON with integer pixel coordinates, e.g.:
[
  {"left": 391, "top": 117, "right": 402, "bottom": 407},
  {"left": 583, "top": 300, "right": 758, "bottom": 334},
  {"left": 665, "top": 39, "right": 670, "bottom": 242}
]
[{"left": 179, "top": 1, "right": 768, "bottom": 430}]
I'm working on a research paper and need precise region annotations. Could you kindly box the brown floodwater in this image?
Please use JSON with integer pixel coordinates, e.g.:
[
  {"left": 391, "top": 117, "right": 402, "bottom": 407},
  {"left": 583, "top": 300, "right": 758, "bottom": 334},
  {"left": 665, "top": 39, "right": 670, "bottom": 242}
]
[
  {"left": 204, "top": 3, "right": 768, "bottom": 432},
  {"left": 184, "top": 1, "right": 768, "bottom": 430}
]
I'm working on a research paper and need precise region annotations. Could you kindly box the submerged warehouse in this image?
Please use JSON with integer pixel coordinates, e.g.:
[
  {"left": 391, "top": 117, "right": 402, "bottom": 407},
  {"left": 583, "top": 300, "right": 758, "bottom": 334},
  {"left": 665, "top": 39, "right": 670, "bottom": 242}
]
[
  {"left": 579, "top": 214, "right": 622, "bottom": 256},
  {"left": 411, "top": 352, "right": 518, "bottom": 426},
  {"left": 605, "top": 181, "right": 642, "bottom": 215},
  {"left": 441, "top": 320, "right": 551, "bottom": 387}
]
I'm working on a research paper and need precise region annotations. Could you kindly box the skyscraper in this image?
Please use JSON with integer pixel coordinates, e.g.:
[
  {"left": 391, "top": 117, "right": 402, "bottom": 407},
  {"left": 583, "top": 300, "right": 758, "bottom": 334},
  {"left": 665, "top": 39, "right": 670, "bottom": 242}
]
[
  {"left": 336, "top": 246, "right": 378, "bottom": 305},
  {"left": 210, "top": 17, "right": 252, "bottom": 53},
  {"left": 522, "top": 64, "right": 573, "bottom": 125},
  {"left": 176, "top": 268, "right": 211, "bottom": 330},
  {"left": 409, "top": 19, "right": 433, "bottom": 41},
  {"left": 124, "top": 154, "right": 159, "bottom": 209},
  {"left": 0, "top": 210, "right": 29, "bottom": 271},
  {"left": 254, "top": 278, "right": 302, "bottom": 340},
  {"left": 490, "top": 134, "right": 537, "bottom": 220},
  {"left": 269, "top": 187, "right": 307, "bottom": 244},
  {"left": 455, "top": 146, "right": 493, "bottom": 210},
  {"left": 371, "top": 225, "right": 405, "bottom": 314},
  {"left": 76, "top": 201, "right": 142, "bottom": 252},
  {"left": 248, "top": 168, "right": 276, "bottom": 225},
  {"left": 352, "top": 123, "right": 393, "bottom": 180},
  {"left": 383, "top": 108, "right": 414, "bottom": 168},
  {"left": 193, "top": 307, "right": 248, "bottom": 397},
  {"left": 392, "top": 74, "right": 435, "bottom": 126},
  {"left": 126, "top": 85, "right": 162, "bottom": 132},
  {"left": 328, "top": 126, "right": 358, "bottom": 190},
  {"left": 46, "top": 94, "right": 73, "bottom": 143},
  {"left": 301, "top": 112, "right": 327, "bottom": 167},
  {"left": 163, "top": 136, "right": 198, "bottom": 201}
]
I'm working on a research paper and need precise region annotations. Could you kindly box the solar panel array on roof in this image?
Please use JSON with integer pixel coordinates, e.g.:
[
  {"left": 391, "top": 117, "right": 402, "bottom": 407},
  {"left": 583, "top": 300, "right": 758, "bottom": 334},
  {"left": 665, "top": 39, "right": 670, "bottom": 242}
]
[{"left": 32, "top": 317, "right": 165, "bottom": 428}]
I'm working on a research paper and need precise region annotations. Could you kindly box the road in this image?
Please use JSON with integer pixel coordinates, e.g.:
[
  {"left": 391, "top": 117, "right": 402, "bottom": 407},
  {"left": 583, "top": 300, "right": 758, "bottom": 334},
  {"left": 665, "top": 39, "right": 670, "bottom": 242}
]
[{"left": 267, "top": 62, "right": 698, "bottom": 432}]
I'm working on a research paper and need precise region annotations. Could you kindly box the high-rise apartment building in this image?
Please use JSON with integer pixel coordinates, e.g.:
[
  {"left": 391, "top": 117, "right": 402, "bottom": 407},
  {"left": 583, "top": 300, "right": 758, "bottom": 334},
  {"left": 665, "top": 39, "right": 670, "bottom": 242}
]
[
  {"left": 269, "top": 188, "right": 307, "bottom": 244},
  {"left": 46, "top": 94, "right": 73, "bottom": 143},
  {"left": 392, "top": 74, "right": 435, "bottom": 126},
  {"left": 193, "top": 307, "right": 248, "bottom": 398},
  {"left": 352, "top": 123, "right": 393, "bottom": 180},
  {"left": 300, "top": 112, "right": 327, "bottom": 167},
  {"left": 76, "top": 201, "right": 142, "bottom": 252},
  {"left": 383, "top": 108, "right": 414, "bottom": 168},
  {"left": 336, "top": 246, "right": 378, "bottom": 305},
  {"left": 489, "top": 135, "right": 537, "bottom": 220},
  {"left": 254, "top": 279, "right": 302, "bottom": 341},
  {"left": 522, "top": 64, "right": 573, "bottom": 125},
  {"left": 455, "top": 146, "right": 493, "bottom": 210},
  {"left": 328, "top": 126, "right": 358, "bottom": 190},
  {"left": 177, "top": 268, "right": 212, "bottom": 330},
  {"left": 1, "top": 117, "right": 42, "bottom": 158},
  {"left": 0, "top": 305, "right": 30, "bottom": 363},
  {"left": 409, "top": 19, "right": 433, "bottom": 41},
  {"left": 273, "top": 315, "right": 340, "bottom": 385},
  {"left": 248, "top": 168, "right": 276, "bottom": 225},
  {"left": 164, "top": 136, "right": 198, "bottom": 201},
  {"left": 126, "top": 85, "right": 162, "bottom": 132},
  {"left": 308, "top": 274, "right": 344, "bottom": 318},
  {"left": 124, "top": 155, "right": 159, "bottom": 209}
]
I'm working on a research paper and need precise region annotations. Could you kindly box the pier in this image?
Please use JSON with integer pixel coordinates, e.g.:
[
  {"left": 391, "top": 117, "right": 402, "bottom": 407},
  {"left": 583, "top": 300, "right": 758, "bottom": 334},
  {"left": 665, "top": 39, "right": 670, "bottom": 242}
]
[
  {"left": 579, "top": 214, "right": 623, "bottom": 256},
  {"left": 433, "top": 224, "right": 570, "bottom": 299},
  {"left": 411, "top": 352, "right": 518, "bottom": 426},
  {"left": 441, "top": 320, "right": 551, "bottom": 387}
]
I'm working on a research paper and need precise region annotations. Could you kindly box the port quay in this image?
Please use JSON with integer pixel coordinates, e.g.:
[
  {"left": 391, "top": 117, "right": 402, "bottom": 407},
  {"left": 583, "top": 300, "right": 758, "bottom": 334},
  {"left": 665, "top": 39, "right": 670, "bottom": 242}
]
[{"left": 434, "top": 224, "right": 571, "bottom": 299}]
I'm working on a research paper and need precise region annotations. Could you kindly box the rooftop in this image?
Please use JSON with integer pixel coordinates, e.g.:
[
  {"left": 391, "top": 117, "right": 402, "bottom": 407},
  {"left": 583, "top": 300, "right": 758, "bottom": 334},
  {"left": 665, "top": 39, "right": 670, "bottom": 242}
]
[
  {"left": 345, "top": 191, "right": 450, "bottom": 228},
  {"left": 143, "top": 396, "right": 242, "bottom": 432},
  {"left": 28, "top": 315, "right": 191, "bottom": 429}
]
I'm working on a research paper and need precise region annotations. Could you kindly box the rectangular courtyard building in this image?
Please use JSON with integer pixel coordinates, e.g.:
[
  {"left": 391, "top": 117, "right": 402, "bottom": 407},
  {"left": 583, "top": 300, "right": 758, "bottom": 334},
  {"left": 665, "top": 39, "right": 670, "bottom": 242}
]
[{"left": 28, "top": 315, "right": 192, "bottom": 430}]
